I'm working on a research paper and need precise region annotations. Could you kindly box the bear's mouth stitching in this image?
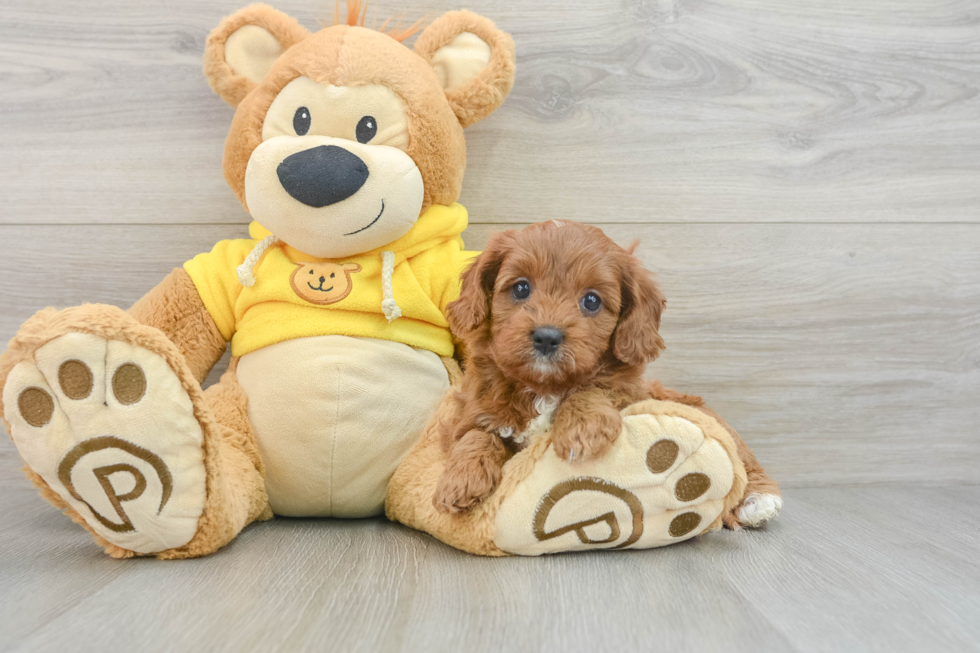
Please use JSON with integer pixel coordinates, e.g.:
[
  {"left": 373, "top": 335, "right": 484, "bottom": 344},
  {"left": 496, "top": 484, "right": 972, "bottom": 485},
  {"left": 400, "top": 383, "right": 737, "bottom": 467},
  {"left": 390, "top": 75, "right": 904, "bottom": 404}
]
[
  {"left": 307, "top": 282, "right": 335, "bottom": 293},
  {"left": 343, "top": 199, "right": 385, "bottom": 236}
]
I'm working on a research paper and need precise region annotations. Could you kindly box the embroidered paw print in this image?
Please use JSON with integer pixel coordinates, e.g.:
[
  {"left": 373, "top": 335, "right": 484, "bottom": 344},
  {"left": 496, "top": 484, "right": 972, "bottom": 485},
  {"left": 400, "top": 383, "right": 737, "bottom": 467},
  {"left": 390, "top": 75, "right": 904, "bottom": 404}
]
[
  {"left": 2, "top": 332, "right": 207, "bottom": 554},
  {"left": 289, "top": 261, "right": 361, "bottom": 305},
  {"left": 494, "top": 407, "right": 738, "bottom": 554}
]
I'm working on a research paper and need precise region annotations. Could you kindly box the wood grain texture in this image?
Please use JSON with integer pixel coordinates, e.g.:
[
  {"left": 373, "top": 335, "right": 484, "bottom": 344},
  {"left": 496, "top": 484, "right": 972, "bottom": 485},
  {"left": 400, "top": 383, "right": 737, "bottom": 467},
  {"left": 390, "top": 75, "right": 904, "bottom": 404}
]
[
  {"left": 1, "top": 1, "right": 979, "bottom": 649},
  {"left": 1, "top": 485, "right": 977, "bottom": 652},
  {"left": 1, "top": 222, "right": 977, "bottom": 487},
  {"left": 0, "top": 0, "right": 977, "bottom": 225}
]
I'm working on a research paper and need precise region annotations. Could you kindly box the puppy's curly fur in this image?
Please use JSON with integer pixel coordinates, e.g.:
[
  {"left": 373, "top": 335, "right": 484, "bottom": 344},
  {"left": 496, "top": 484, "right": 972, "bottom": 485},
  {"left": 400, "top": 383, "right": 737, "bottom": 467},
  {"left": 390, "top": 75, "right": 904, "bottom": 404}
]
[
  {"left": 433, "top": 220, "right": 665, "bottom": 512},
  {"left": 432, "top": 220, "right": 780, "bottom": 523}
]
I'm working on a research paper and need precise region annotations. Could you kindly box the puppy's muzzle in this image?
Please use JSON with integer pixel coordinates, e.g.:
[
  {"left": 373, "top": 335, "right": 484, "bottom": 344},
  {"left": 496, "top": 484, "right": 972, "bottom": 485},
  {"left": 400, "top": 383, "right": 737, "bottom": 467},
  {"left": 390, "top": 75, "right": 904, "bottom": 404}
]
[
  {"left": 277, "top": 145, "right": 369, "bottom": 208},
  {"left": 532, "top": 327, "right": 564, "bottom": 356}
]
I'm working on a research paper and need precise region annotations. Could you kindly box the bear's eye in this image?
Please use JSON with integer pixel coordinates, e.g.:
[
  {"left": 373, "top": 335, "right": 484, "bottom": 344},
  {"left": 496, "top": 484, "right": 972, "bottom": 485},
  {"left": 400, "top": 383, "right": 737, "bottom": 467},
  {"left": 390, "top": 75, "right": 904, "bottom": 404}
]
[
  {"left": 580, "top": 292, "right": 602, "bottom": 315},
  {"left": 293, "top": 107, "right": 311, "bottom": 136},
  {"left": 309, "top": 269, "right": 314, "bottom": 275},
  {"left": 512, "top": 279, "right": 531, "bottom": 301},
  {"left": 356, "top": 116, "right": 377, "bottom": 144},
  {"left": 330, "top": 273, "right": 335, "bottom": 278}
]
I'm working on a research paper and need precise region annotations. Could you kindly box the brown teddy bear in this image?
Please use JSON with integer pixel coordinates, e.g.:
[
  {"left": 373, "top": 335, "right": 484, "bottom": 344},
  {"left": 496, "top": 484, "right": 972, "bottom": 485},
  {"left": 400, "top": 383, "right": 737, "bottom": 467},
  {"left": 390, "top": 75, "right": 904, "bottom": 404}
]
[{"left": 0, "top": 3, "right": 778, "bottom": 559}]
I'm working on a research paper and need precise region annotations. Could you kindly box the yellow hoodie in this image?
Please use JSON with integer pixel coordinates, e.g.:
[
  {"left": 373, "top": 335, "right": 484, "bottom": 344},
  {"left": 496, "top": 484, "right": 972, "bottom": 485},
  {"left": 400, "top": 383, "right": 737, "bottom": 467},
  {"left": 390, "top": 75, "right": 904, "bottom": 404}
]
[{"left": 184, "top": 203, "right": 476, "bottom": 358}]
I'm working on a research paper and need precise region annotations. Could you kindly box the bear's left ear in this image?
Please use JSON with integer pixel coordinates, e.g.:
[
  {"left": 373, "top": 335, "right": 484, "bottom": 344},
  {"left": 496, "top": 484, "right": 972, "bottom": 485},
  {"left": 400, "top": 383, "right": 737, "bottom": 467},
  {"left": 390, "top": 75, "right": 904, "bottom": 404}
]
[
  {"left": 414, "top": 10, "right": 516, "bottom": 128},
  {"left": 203, "top": 4, "right": 309, "bottom": 107}
]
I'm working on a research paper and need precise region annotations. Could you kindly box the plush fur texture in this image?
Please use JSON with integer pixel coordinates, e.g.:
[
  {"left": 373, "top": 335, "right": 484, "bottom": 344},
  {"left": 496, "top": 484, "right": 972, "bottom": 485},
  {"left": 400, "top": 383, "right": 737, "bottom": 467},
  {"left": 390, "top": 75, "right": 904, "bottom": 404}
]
[
  {"left": 0, "top": 305, "right": 271, "bottom": 559},
  {"left": 204, "top": 4, "right": 310, "bottom": 108},
  {"left": 128, "top": 268, "right": 227, "bottom": 385},
  {"left": 204, "top": 5, "right": 515, "bottom": 214},
  {"left": 433, "top": 221, "right": 668, "bottom": 512},
  {"left": 413, "top": 11, "right": 516, "bottom": 128},
  {"left": 328, "top": 0, "right": 425, "bottom": 43},
  {"left": 646, "top": 381, "right": 781, "bottom": 528},
  {"left": 387, "top": 396, "right": 748, "bottom": 556},
  {"left": 0, "top": 297, "right": 458, "bottom": 558},
  {"left": 0, "top": 4, "right": 518, "bottom": 559}
]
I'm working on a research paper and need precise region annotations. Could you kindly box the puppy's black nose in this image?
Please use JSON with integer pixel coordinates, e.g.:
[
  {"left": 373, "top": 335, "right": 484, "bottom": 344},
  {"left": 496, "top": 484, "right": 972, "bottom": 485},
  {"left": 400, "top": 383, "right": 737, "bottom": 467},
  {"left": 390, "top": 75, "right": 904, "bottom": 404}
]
[
  {"left": 277, "top": 145, "right": 369, "bottom": 208},
  {"left": 532, "top": 327, "right": 564, "bottom": 356}
]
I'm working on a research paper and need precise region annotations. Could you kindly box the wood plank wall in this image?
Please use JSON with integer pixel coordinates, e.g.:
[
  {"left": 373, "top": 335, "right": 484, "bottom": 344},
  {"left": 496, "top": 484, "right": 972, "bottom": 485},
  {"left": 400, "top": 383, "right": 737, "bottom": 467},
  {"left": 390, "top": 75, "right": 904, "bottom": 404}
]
[{"left": 1, "top": 0, "right": 977, "bottom": 487}]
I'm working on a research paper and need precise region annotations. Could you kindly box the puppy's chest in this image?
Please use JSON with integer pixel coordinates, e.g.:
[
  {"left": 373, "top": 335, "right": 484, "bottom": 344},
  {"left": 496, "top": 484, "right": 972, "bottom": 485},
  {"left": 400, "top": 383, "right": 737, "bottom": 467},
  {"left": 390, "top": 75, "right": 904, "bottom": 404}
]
[{"left": 495, "top": 395, "right": 561, "bottom": 450}]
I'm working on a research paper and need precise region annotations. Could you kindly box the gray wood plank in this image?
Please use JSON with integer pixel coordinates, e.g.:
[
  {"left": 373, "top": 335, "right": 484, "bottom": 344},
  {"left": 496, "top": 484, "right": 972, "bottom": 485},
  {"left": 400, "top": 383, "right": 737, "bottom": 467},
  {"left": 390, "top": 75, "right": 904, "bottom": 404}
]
[
  {"left": 397, "top": 537, "right": 796, "bottom": 653},
  {"left": 0, "top": 494, "right": 431, "bottom": 652},
  {"left": 714, "top": 486, "right": 980, "bottom": 652},
  {"left": 2, "top": 486, "right": 978, "bottom": 652},
  {"left": 398, "top": 486, "right": 980, "bottom": 653},
  {"left": 2, "top": 222, "right": 977, "bottom": 487},
  {"left": 1, "top": 0, "right": 977, "bottom": 225},
  {"left": 0, "top": 491, "right": 138, "bottom": 647}
]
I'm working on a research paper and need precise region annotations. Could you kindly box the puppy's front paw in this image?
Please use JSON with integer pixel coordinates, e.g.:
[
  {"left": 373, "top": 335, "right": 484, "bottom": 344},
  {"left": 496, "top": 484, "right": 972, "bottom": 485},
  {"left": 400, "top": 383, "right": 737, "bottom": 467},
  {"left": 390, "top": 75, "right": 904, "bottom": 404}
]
[
  {"left": 432, "top": 462, "right": 501, "bottom": 514},
  {"left": 551, "top": 407, "right": 622, "bottom": 463}
]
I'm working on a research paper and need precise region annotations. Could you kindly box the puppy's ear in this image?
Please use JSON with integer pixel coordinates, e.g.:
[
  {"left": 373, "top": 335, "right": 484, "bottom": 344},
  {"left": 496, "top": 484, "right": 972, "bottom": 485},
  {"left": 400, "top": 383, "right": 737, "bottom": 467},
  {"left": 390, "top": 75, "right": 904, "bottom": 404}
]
[
  {"left": 613, "top": 252, "right": 667, "bottom": 368},
  {"left": 448, "top": 232, "right": 513, "bottom": 335},
  {"left": 414, "top": 10, "right": 516, "bottom": 128},
  {"left": 203, "top": 5, "right": 309, "bottom": 107}
]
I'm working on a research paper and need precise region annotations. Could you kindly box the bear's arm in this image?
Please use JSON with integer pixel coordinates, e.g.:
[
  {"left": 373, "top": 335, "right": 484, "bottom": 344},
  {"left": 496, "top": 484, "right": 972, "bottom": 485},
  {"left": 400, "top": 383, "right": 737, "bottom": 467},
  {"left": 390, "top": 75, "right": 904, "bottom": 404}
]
[{"left": 128, "top": 268, "right": 227, "bottom": 384}]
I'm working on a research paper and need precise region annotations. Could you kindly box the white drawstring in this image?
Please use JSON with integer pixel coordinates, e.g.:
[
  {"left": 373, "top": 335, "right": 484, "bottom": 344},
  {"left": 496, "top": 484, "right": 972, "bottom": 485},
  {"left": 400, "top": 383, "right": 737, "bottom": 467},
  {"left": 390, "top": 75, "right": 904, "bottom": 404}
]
[
  {"left": 239, "top": 237, "right": 402, "bottom": 323},
  {"left": 381, "top": 250, "right": 402, "bottom": 322},
  {"left": 237, "top": 235, "right": 281, "bottom": 287}
]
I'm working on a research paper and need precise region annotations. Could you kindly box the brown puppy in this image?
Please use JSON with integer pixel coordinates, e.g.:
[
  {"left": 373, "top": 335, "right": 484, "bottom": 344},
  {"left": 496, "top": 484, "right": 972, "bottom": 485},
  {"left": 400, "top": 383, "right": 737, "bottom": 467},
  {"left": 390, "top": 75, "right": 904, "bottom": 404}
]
[
  {"left": 433, "top": 220, "right": 782, "bottom": 525},
  {"left": 433, "top": 220, "right": 666, "bottom": 513}
]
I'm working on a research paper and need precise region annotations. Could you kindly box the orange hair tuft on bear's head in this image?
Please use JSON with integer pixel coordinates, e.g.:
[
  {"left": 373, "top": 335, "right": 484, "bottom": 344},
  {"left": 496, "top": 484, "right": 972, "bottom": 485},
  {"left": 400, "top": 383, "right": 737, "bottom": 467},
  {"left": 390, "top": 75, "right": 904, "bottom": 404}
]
[{"left": 329, "top": 0, "right": 426, "bottom": 42}]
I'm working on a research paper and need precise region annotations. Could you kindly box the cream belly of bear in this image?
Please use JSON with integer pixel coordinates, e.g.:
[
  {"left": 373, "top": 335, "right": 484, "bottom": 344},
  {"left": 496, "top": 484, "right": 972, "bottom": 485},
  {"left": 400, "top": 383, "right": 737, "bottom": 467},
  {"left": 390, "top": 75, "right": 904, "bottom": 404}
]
[{"left": 236, "top": 335, "right": 450, "bottom": 517}]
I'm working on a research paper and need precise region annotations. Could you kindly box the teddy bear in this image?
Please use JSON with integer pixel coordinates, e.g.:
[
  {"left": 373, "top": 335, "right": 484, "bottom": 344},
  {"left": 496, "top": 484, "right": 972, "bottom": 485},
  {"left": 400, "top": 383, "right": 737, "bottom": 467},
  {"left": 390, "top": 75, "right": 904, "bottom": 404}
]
[{"left": 0, "top": 3, "right": 779, "bottom": 559}]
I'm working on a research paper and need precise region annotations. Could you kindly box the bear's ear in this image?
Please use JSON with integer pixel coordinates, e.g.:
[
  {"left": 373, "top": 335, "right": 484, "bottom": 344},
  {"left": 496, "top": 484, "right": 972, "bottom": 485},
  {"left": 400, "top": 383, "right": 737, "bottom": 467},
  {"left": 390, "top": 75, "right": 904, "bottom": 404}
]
[
  {"left": 414, "top": 10, "right": 516, "bottom": 128},
  {"left": 203, "top": 4, "right": 309, "bottom": 107}
]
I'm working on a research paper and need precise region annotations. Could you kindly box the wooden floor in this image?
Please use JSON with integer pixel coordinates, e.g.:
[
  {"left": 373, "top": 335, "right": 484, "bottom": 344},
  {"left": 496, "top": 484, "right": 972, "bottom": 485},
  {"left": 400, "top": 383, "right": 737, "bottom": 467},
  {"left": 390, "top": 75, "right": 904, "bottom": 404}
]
[
  {"left": 2, "top": 478, "right": 978, "bottom": 652},
  {"left": 1, "top": 0, "right": 978, "bottom": 650}
]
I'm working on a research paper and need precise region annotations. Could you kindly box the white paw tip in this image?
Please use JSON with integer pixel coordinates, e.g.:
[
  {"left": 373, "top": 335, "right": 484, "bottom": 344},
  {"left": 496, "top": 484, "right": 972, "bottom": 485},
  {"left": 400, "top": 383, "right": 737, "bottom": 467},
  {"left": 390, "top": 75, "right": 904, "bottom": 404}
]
[{"left": 738, "top": 493, "right": 783, "bottom": 527}]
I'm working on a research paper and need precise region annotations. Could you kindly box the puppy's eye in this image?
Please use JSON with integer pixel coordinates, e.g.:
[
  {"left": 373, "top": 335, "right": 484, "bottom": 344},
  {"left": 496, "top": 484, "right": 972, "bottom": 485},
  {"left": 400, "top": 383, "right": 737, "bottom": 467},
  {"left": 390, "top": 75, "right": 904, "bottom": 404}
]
[
  {"left": 580, "top": 292, "right": 602, "bottom": 315},
  {"left": 356, "top": 116, "right": 377, "bottom": 144},
  {"left": 512, "top": 279, "right": 531, "bottom": 300},
  {"left": 293, "top": 107, "right": 311, "bottom": 136}
]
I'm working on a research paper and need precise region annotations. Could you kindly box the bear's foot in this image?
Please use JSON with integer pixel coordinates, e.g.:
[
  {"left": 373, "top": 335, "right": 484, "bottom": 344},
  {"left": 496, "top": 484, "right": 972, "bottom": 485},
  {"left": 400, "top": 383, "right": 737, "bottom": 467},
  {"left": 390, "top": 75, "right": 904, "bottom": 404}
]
[
  {"left": 2, "top": 324, "right": 208, "bottom": 555},
  {"left": 490, "top": 400, "right": 746, "bottom": 555}
]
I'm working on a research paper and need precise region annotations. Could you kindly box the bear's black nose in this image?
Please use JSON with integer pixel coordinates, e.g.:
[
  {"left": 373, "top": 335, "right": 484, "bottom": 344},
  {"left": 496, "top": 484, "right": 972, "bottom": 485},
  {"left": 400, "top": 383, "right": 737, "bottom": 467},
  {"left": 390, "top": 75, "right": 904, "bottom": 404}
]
[
  {"left": 319, "top": 276, "right": 326, "bottom": 283},
  {"left": 277, "top": 145, "right": 369, "bottom": 208},
  {"left": 532, "top": 327, "right": 564, "bottom": 356}
]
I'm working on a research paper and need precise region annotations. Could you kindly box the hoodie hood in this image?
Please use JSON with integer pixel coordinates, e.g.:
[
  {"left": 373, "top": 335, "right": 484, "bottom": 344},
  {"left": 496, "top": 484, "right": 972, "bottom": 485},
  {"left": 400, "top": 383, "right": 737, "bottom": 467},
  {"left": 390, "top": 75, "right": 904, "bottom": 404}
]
[
  {"left": 237, "top": 202, "right": 469, "bottom": 322},
  {"left": 246, "top": 202, "right": 469, "bottom": 263}
]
